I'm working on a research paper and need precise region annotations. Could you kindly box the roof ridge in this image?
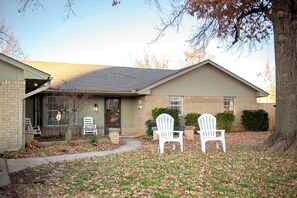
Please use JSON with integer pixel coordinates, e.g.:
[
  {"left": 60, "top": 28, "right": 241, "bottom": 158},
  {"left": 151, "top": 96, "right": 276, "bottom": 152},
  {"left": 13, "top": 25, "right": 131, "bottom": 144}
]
[
  {"left": 23, "top": 60, "right": 111, "bottom": 68},
  {"left": 23, "top": 60, "right": 179, "bottom": 71}
]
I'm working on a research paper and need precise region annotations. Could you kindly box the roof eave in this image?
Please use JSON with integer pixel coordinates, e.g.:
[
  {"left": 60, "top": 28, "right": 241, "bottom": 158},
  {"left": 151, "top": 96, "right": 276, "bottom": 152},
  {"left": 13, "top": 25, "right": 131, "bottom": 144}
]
[
  {"left": 43, "top": 89, "right": 139, "bottom": 96},
  {"left": 257, "top": 91, "right": 269, "bottom": 97}
]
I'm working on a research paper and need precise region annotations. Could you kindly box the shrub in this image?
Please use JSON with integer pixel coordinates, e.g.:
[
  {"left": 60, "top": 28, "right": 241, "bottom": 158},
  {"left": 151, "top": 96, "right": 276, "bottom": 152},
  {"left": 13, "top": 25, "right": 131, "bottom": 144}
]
[
  {"left": 185, "top": 112, "right": 201, "bottom": 130},
  {"left": 65, "top": 129, "right": 72, "bottom": 144},
  {"left": 1, "top": 151, "right": 10, "bottom": 159},
  {"left": 152, "top": 107, "right": 180, "bottom": 127},
  {"left": 216, "top": 112, "right": 235, "bottom": 132},
  {"left": 145, "top": 119, "right": 156, "bottom": 136},
  {"left": 241, "top": 109, "right": 269, "bottom": 131},
  {"left": 89, "top": 136, "right": 97, "bottom": 146},
  {"left": 25, "top": 139, "right": 39, "bottom": 149}
]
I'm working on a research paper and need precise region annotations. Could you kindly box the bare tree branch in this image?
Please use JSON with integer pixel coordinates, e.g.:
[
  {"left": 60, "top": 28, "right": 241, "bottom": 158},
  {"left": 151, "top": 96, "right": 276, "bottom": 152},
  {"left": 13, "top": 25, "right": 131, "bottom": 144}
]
[
  {"left": 150, "top": 0, "right": 190, "bottom": 44},
  {"left": 17, "top": 0, "right": 43, "bottom": 13},
  {"left": 62, "top": 0, "right": 83, "bottom": 20},
  {"left": 0, "top": 18, "right": 29, "bottom": 60},
  {"left": 0, "top": 18, "right": 9, "bottom": 42}
]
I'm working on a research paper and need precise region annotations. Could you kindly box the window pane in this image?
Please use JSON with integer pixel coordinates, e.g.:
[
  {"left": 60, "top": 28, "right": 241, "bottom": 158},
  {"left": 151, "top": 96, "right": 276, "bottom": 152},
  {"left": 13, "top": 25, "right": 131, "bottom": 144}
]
[
  {"left": 224, "top": 97, "right": 235, "bottom": 113},
  {"left": 169, "top": 96, "right": 183, "bottom": 115},
  {"left": 48, "top": 111, "right": 58, "bottom": 125},
  {"left": 47, "top": 96, "right": 71, "bottom": 126}
]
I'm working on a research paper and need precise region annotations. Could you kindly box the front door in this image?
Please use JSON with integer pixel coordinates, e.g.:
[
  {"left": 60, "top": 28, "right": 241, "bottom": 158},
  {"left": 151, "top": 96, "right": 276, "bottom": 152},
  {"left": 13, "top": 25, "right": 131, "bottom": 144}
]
[{"left": 105, "top": 98, "right": 121, "bottom": 135}]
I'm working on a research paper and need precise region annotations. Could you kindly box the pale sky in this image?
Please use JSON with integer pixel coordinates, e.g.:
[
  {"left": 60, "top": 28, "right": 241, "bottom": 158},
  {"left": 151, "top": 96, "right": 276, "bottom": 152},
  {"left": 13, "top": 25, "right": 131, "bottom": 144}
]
[{"left": 0, "top": 0, "right": 275, "bottom": 87}]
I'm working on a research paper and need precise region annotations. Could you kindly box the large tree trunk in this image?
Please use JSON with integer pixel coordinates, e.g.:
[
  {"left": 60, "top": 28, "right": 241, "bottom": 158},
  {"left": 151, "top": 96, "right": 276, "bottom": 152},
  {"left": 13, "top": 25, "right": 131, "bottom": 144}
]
[{"left": 262, "top": 0, "right": 297, "bottom": 155}]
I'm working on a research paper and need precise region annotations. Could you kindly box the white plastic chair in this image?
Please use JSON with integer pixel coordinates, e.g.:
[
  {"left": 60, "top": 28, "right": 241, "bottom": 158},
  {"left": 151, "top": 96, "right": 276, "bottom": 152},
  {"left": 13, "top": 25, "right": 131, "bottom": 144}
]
[
  {"left": 25, "top": 118, "right": 42, "bottom": 135},
  {"left": 82, "top": 117, "right": 98, "bottom": 135},
  {"left": 156, "top": 113, "right": 183, "bottom": 154},
  {"left": 197, "top": 113, "right": 226, "bottom": 152}
]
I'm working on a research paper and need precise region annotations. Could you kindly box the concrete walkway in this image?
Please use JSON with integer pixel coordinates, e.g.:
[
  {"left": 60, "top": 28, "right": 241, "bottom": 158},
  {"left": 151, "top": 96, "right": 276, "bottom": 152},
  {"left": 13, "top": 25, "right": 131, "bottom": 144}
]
[{"left": 0, "top": 138, "right": 142, "bottom": 187}]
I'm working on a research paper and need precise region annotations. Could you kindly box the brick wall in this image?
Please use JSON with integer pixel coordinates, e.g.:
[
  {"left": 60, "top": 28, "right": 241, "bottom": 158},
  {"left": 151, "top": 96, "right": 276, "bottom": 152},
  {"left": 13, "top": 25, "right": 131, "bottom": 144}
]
[
  {"left": 139, "top": 95, "right": 265, "bottom": 133},
  {"left": 0, "top": 80, "right": 25, "bottom": 152},
  {"left": 119, "top": 95, "right": 274, "bottom": 136},
  {"left": 121, "top": 96, "right": 146, "bottom": 136}
]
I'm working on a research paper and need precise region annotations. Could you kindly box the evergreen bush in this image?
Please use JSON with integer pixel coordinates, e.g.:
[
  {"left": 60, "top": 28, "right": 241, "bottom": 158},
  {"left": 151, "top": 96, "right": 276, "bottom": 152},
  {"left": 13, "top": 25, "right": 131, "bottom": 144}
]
[
  {"left": 216, "top": 112, "right": 235, "bottom": 132},
  {"left": 152, "top": 107, "right": 180, "bottom": 127},
  {"left": 89, "top": 136, "right": 97, "bottom": 146},
  {"left": 145, "top": 119, "right": 156, "bottom": 136},
  {"left": 241, "top": 109, "right": 269, "bottom": 131},
  {"left": 185, "top": 112, "right": 201, "bottom": 130}
]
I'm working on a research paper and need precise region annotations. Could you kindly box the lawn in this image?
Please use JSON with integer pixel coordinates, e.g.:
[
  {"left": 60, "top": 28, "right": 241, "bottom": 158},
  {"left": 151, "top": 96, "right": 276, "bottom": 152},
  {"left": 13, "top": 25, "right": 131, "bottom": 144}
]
[{"left": 1, "top": 132, "right": 297, "bottom": 197}]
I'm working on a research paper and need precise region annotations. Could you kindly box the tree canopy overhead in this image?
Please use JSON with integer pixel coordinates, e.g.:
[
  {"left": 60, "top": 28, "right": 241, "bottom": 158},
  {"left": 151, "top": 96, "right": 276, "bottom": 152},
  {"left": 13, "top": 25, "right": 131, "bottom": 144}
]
[{"left": 155, "top": 0, "right": 273, "bottom": 50}]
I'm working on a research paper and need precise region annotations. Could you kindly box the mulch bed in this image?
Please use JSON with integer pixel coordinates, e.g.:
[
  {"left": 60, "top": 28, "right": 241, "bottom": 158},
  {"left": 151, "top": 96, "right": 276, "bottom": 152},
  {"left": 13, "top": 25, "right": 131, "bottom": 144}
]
[{"left": 4, "top": 137, "right": 125, "bottom": 159}]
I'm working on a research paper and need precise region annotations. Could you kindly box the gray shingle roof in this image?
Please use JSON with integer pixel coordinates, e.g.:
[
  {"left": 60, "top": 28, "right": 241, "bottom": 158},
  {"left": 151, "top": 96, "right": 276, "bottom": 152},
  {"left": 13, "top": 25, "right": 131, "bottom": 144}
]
[
  {"left": 23, "top": 60, "right": 269, "bottom": 97},
  {"left": 23, "top": 61, "right": 179, "bottom": 93}
]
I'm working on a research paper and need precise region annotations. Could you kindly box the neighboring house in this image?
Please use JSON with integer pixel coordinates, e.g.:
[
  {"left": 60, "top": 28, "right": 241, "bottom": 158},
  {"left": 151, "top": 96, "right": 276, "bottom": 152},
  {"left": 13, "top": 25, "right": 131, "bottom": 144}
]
[
  {"left": 0, "top": 53, "right": 51, "bottom": 153},
  {"left": 22, "top": 59, "right": 270, "bottom": 138},
  {"left": 0, "top": 53, "right": 272, "bottom": 152}
]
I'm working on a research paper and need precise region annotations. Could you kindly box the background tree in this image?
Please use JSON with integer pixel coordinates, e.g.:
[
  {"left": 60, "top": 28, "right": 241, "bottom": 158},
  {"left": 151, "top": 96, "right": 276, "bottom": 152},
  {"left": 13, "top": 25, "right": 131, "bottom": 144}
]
[
  {"left": 0, "top": 18, "right": 28, "bottom": 60},
  {"left": 134, "top": 49, "right": 170, "bottom": 69},
  {"left": 257, "top": 60, "right": 276, "bottom": 103},
  {"left": 183, "top": 45, "right": 214, "bottom": 67}
]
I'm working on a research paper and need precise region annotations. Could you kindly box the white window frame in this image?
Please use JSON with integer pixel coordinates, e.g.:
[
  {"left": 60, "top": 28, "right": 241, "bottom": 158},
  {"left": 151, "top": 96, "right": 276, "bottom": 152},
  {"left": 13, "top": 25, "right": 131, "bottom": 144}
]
[
  {"left": 169, "top": 96, "right": 184, "bottom": 116},
  {"left": 224, "top": 97, "right": 235, "bottom": 114}
]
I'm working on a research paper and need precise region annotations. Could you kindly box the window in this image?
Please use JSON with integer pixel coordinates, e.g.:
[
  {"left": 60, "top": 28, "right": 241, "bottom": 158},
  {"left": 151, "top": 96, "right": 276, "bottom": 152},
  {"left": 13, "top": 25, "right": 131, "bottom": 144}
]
[
  {"left": 169, "top": 96, "right": 183, "bottom": 116},
  {"left": 47, "top": 96, "right": 71, "bottom": 126},
  {"left": 224, "top": 97, "right": 235, "bottom": 113}
]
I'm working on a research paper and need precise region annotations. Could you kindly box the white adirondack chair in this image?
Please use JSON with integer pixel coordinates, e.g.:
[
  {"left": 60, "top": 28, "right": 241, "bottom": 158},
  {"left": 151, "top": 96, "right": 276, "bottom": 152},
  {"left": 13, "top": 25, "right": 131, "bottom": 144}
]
[
  {"left": 82, "top": 117, "right": 98, "bottom": 135},
  {"left": 25, "top": 118, "right": 42, "bottom": 135},
  {"left": 156, "top": 113, "right": 183, "bottom": 154},
  {"left": 197, "top": 113, "right": 226, "bottom": 152}
]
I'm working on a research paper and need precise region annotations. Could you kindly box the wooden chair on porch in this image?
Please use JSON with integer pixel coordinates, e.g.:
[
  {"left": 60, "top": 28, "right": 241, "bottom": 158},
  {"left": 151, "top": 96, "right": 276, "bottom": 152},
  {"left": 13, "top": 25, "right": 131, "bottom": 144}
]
[
  {"left": 82, "top": 116, "right": 98, "bottom": 135},
  {"left": 25, "top": 118, "right": 42, "bottom": 136}
]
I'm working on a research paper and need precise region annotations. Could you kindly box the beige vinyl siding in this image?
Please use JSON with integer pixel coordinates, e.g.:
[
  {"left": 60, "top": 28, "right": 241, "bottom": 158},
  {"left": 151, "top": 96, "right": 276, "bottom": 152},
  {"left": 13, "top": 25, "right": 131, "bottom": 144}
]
[
  {"left": 150, "top": 64, "right": 256, "bottom": 97},
  {"left": 0, "top": 60, "right": 24, "bottom": 81},
  {"left": 121, "top": 97, "right": 136, "bottom": 126}
]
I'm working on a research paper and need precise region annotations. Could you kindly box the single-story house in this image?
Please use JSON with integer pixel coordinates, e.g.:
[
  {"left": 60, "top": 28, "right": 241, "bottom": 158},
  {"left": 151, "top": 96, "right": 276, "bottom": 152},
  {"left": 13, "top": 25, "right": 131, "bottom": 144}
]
[{"left": 0, "top": 53, "right": 272, "bottom": 152}]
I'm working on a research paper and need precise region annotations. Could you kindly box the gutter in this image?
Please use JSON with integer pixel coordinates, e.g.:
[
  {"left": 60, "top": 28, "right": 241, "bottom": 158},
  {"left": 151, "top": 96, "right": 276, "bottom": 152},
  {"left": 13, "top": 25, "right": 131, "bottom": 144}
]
[
  {"left": 43, "top": 88, "right": 140, "bottom": 96},
  {"left": 10, "top": 79, "right": 51, "bottom": 151}
]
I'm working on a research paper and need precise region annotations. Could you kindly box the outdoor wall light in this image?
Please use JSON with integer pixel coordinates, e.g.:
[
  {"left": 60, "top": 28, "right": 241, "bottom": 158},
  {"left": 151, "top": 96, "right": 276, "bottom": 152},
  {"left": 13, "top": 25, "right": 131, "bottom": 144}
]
[
  {"left": 56, "top": 111, "right": 62, "bottom": 122},
  {"left": 94, "top": 104, "right": 99, "bottom": 112},
  {"left": 137, "top": 99, "right": 143, "bottom": 110}
]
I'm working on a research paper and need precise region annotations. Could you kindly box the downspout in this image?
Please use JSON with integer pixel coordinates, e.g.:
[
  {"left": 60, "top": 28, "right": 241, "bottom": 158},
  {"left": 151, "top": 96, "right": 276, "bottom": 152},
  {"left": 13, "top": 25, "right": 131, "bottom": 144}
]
[{"left": 10, "top": 80, "right": 51, "bottom": 151}]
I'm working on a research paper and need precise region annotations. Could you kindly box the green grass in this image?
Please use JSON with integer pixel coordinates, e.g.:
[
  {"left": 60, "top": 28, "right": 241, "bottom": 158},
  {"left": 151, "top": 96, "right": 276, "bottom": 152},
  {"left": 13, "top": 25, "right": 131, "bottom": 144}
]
[{"left": 7, "top": 141, "right": 297, "bottom": 197}]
